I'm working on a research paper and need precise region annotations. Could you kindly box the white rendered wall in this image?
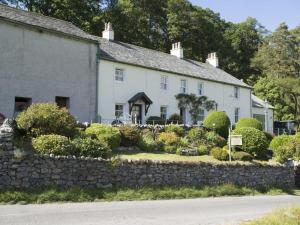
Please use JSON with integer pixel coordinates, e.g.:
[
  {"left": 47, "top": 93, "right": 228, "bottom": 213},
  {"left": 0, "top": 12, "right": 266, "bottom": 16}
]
[{"left": 98, "top": 60, "right": 252, "bottom": 125}]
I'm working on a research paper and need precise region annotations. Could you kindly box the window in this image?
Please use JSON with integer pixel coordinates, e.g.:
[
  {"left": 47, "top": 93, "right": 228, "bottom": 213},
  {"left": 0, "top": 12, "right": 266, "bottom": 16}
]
[
  {"left": 253, "top": 114, "right": 265, "bottom": 130},
  {"left": 234, "top": 86, "right": 239, "bottom": 99},
  {"left": 234, "top": 107, "right": 240, "bottom": 123},
  {"left": 160, "top": 75, "right": 168, "bottom": 90},
  {"left": 115, "top": 68, "right": 124, "bottom": 81},
  {"left": 180, "top": 79, "right": 187, "bottom": 93},
  {"left": 198, "top": 109, "right": 205, "bottom": 121},
  {"left": 198, "top": 82, "right": 204, "bottom": 95},
  {"left": 115, "top": 104, "right": 124, "bottom": 118},
  {"left": 160, "top": 106, "right": 167, "bottom": 120},
  {"left": 14, "top": 97, "right": 31, "bottom": 115},
  {"left": 55, "top": 96, "right": 70, "bottom": 109}
]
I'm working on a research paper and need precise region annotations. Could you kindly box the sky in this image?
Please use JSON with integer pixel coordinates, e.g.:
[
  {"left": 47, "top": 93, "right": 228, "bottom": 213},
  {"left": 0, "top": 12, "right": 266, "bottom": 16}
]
[{"left": 191, "top": 0, "right": 300, "bottom": 31}]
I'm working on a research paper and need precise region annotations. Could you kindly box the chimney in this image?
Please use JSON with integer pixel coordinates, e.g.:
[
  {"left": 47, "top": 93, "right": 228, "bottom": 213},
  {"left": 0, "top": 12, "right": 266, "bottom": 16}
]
[
  {"left": 170, "top": 42, "right": 183, "bottom": 59},
  {"left": 102, "top": 22, "right": 114, "bottom": 40},
  {"left": 206, "top": 52, "right": 219, "bottom": 67}
]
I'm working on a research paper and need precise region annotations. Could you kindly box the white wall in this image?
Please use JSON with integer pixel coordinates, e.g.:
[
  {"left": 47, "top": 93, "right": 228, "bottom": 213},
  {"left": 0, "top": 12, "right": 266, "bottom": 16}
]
[
  {"left": 252, "top": 107, "right": 274, "bottom": 133},
  {"left": 98, "top": 60, "right": 252, "bottom": 125},
  {"left": 0, "top": 20, "right": 98, "bottom": 122}
]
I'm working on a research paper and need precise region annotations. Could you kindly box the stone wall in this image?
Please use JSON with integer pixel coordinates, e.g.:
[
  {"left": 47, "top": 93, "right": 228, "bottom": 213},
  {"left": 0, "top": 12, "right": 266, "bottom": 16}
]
[
  {"left": 0, "top": 122, "right": 296, "bottom": 189},
  {"left": 295, "top": 165, "right": 300, "bottom": 188}
]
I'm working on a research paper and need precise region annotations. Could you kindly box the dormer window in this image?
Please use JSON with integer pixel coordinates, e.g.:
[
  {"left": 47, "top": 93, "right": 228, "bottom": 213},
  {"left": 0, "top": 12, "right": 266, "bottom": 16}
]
[
  {"left": 115, "top": 68, "right": 124, "bottom": 81},
  {"left": 234, "top": 86, "right": 239, "bottom": 99},
  {"left": 160, "top": 75, "right": 168, "bottom": 90},
  {"left": 180, "top": 79, "right": 187, "bottom": 93}
]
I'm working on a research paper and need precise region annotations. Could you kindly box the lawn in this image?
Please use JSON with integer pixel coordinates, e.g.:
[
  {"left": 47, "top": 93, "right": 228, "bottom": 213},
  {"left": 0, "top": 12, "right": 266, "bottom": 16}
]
[
  {"left": 242, "top": 207, "right": 300, "bottom": 225},
  {"left": 0, "top": 184, "right": 299, "bottom": 204},
  {"left": 114, "top": 150, "right": 218, "bottom": 162}
]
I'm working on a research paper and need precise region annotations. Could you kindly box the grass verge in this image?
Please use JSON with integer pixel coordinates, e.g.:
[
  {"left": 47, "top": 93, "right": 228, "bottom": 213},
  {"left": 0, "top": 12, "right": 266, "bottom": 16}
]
[
  {"left": 242, "top": 207, "right": 300, "bottom": 225},
  {"left": 0, "top": 184, "right": 299, "bottom": 204}
]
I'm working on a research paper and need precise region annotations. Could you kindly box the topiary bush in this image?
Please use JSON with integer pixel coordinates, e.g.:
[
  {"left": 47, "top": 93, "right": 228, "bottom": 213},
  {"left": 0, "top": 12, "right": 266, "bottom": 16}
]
[
  {"left": 118, "top": 125, "right": 140, "bottom": 147},
  {"left": 269, "top": 135, "right": 293, "bottom": 152},
  {"left": 205, "top": 131, "right": 227, "bottom": 148},
  {"left": 158, "top": 132, "right": 180, "bottom": 146},
  {"left": 85, "top": 124, "right": 121, "bottom": 149},
  {"left": 146, "top": 116, "right": 165, "bottom": 125},
  {"left": 203, "top": 111, "right": 231, "bottom": 138},
  {"left": 198, "top": 144, "right": 209, "bottom": 155},
  {"left": 163, "top": 145, "right": 177, "bottom": 154},
  {"left": 167, "top": 113, "right": 183, "bottom": 124},
  {"left": 211, "top": 147, "right": 229, "bottom": 161},
  {"left": 32, "top": 134, "right": 73, "bottom": 156},
  {"left": 137, "top": 133, "right": 159, "bottom": 151},
  {"left": 165, "top": 124, "right": 185, "bottom": 137},
  {"left": 232, "top": 127, "right": 269, "bottom": 158},
  {"left": 187, "top": 128, "right": 206, "bottom": 143},
  {"left": 16, "top": 103, "right": 77, "bottom": 138},
  {"left": 232, "top": 151, "right": 254, "bottom": 161},
  {"left": 71, "top": 137, "right": 111, "bottom": 158},
  {"left": 235, "top": 118, "right": 263, "bottom": 131}
]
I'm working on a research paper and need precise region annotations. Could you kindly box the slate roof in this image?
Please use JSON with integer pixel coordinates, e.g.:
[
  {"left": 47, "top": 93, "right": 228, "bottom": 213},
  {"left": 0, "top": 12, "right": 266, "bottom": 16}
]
[
  {"left": 252, "top": 94, "right": 274, "bottom": 109},
  {"left": 98, "top": 38, "right": 252, "bottom": 89},
  {"left": 0, "top": 4, "right": 98, "bottom": 42}
]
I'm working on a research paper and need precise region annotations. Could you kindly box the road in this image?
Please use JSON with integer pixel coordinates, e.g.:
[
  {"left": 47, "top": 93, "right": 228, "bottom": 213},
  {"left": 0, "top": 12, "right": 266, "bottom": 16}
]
[{"left": 0, "top": 195, "right": 299, "bottom": 225}]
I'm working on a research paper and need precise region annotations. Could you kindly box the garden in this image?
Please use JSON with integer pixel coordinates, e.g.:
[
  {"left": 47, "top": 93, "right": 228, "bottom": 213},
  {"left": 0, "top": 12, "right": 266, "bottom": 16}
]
[{"left": 8, "top": 103, "right": 300, "bottom": 164}]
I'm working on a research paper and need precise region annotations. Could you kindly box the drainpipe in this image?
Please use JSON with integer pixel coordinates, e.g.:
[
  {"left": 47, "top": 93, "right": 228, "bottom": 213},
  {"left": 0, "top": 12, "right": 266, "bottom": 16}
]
[{"left": 95, "top": 42, "right": 101, "bottom": 122}]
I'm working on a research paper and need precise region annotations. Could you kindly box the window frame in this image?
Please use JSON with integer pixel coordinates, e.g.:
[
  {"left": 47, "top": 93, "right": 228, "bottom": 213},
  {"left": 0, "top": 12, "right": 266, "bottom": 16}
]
[
  {"left": 198, "top": 108, "right": 205, "bottom": 122},
  {"left": 160, "top": 75, "right": 168, "bottom": 90},
  {"left": 14, "top": 97, "right": 32, "bottom": 115},
  {"left": 115, "top": 68, "right": 125, "bottom": 82},
  {"left": 234, "top": 107, "right": 240, "bottom": 123},
  {"left": 160, "top": 106, "right": 168, "bottom": 120},
  {"left": 180, "top": 79, "right": 187, "bottom": 93},
  {"left": 55, "top": 96, "right": 70, "bottom": 109},
  {"left": 115, "top": 104, "right": 124, "bottom": 118},
  {"left": 198, "top": 82, "right": 204, "bottom": 96},
  {"left": 234, "top": 86, "right": 240, "bottom": 99}
]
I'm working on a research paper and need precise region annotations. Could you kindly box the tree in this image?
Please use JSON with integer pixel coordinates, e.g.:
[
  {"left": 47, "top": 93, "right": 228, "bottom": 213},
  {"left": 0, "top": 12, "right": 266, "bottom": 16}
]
[{"left": 175, "top": 93, "right": 216, "bottom": 124}]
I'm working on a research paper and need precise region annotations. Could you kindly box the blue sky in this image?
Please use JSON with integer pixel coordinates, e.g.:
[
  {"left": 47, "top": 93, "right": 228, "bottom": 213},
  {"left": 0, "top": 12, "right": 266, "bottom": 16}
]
[{"left": 191, "top": 0, "right": 300, "bottom": 31}]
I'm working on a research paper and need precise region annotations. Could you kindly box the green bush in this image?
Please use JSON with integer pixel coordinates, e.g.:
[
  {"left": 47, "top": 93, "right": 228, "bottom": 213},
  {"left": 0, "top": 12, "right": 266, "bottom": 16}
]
[
  {"left": 32, "top": 134, "right": 73, "bottom": 156},
  {"left": 232, "top": 151, "right": 254, "bottom": 161},
  {"left": 269, "top": 135, "right": 293, "bottom": 151},
  {"left": 273, "top": 142, "right": 296, "bottom": 163},
  {"left": 167, "top": 113, "right": 183, "bottom": 124},
  {"left": 264, "top": 131, "right": 274, "bottom": 145},
  {"left": 179, "top": 137, "right": 189, "bottom": 147},
  {"left": 137, "top": 134, "right": 158, "bottom": 151},
  {"left": 158, "top": 132, "right": 180, "bottom": 146},
  {"left": 236, "top": 118, "right": 263, "bottom": 131},
  {"left": 165, "top": 124, "right": 185, "bottom": 137},
  {"left": 146, "top": 116, "right": 165, "bottom": 125},
  {"left": 211, "top": 147, "right": 229, "bottom": 161},
  {"left": 203, "top": 111, "right": 231, "bottom": 138},
  {"left": 205, "top": 131, "right": 227, "bottom": 147},
  {"left": 163, "top": 145, "right": 177, "bottom": 153},
  {"left": 118, "top": 126, "right": 140, "bottom": 147},
  {"left": 85, "top": 124, "right": 121, "bottom": 149},
  {"left": 187, "top": 128, "right": 206, "bottom": 142},
  {"left": 198, "top": 145, "right": 209, "bottom": 155},
  {"left": 71, "top": 137, "right": 111, "bottom": 158},
  {"left": 16, "top": 103, "right": 77, "bottom": 138},
  {"left": 232, "top": 127, "right": 269, "bottom": 158}
]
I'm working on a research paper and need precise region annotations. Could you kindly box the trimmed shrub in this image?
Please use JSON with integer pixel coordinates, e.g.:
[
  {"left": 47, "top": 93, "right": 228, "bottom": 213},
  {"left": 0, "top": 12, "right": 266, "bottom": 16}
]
[
  {"left": 198, "top": 145, "right": 209, "bottom": 155},
  {"left": 205, "top": 131, "right": 227, "bottom": 147},
  {"left": 236, "top": 118, "right": 263, "bottom": 131},
  {"left": 16, "top": 103, "right": 77, "bottom": 138},
  {"left": 85, "top": 124, "right": 121, "bottom": 149},
  {"left": 187, "top": 128, "right": 206, "bottom": 142},
  {"left": 163, "top": 145, "right": 177, "bottom": 153},
  {"left": 146, "top": 116, "right": 165, "bottom": 125},
  {"left": 167, "top": 113, "right": 183, "bottom": 124},
  {"left": 273, "top": 141, "right": 296, "bottom": 163},
  {"left": 232, "top": 127, "right": 268, "bottom": 158},
  {"left": 232, "top": 151, "right": 254, "bottom": 161},
  {"left": 32, "top": 134, "right": 73, "bottom": 156},
  {"left": 72, "top": 137, "right": 111, "bottom": 158},
  {"left": 165, "top": 124, "right": 185, "bottom": 137},
  {"left": 158, "top": 132, "right": 180, "bottom": 146},
  {"left": 211, "top": 147, "right": 229, "bottom": 161},
  {"left": 119, "top": 126, "right": 140, "bottom": 147},
  {"left": 269, "top": 135, "right": 293, "bottom": 151},
  {"left": 137, "top": 134, "right": 158, "bottom": 151},
  {"left": 203, "top": 111, "right": 231, "bottom": 138}
]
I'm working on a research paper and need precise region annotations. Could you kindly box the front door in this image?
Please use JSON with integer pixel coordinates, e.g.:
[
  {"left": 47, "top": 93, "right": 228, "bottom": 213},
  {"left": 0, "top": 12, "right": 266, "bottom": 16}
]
[{"left": 131, "top": 104, "right": 142, "bottom": 124}]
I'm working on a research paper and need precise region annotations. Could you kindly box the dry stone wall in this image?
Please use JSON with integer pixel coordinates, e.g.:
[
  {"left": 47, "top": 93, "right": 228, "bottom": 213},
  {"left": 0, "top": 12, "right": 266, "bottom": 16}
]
[{"left": 0, "top": 122, "right": 296, "bottom": 189}]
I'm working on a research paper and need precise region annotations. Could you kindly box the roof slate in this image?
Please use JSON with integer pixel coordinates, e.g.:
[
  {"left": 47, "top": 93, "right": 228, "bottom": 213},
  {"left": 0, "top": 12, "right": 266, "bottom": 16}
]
[
  {"left": 0, "top": 4, "right": 97, "bottom": 42},
  {"left": 98, "top": 38, "right": 252, "bottom": 88}
]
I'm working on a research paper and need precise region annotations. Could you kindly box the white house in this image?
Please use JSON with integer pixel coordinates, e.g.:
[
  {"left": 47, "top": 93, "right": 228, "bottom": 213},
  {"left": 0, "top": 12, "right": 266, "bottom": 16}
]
[{"left": 97, "top": 23, "right": 252, "bottom": 126}]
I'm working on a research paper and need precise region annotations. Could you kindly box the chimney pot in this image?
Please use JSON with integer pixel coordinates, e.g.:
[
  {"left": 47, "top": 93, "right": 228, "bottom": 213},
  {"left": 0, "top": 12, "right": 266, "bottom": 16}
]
[
  {"left": 170, "top": 42, "right": 184, "bottom": 59},
  {"left": 206, "top": 52, "right": 219, "bottom": 67},
  {"left": 102, "top": 22, "right": 114, "bottom": 40}
]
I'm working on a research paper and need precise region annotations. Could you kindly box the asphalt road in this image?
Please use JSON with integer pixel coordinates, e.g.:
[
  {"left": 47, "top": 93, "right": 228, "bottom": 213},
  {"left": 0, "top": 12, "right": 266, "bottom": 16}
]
[{"left": 0, "top": 195, "right": 299, "bottom": 225}]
